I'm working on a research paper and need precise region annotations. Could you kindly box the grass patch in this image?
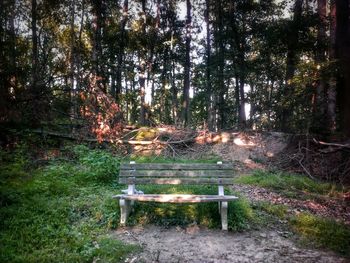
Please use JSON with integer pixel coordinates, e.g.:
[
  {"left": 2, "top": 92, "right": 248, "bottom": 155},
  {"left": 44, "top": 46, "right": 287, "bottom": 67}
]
[
  {"left": 253, "top": 201, "right": 350, "bottom": 257},
  {"left": 290, "top": 213, "right": 350, "bottom": 256},
  {"left": 126, "top": 185, "right": 255, "bottom": 231},
  {"left": 0, "top": 145, "right": 138, "bottom": 263},
  {"left": 255, "top": 201, "right": 289, "bottom": 219},
  {"left": 235, "top": 170, "right": 342, "bottom": 196},
  {"left": 1, "top": 146, "right": 256, "bottom": 261}
]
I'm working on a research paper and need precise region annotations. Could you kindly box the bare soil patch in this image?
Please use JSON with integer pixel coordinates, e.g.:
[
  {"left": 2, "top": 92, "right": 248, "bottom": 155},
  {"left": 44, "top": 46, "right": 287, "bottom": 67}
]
[{"left": 115, "top": 225, "right": 346, "bottom": 263}]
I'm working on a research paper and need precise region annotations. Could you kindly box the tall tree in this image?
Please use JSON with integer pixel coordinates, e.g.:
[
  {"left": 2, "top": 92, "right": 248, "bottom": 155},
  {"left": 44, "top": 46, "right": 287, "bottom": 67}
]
[
  {"left": 182, "top": 0, "right": 192, "bottom": 127},
  {"left": 139, "top": 0, "right": 147, "bottom": 125},
  {"left": 281, "top": 0, "right": 303, "bottom": 131},
  {"left": 114, "top": 0, "right": 128, "bottom": 101},
  {"left": 335, "top": 0, "right": 350, "bottom": 137},
  {"left": 30, "top": 0, "right": 40, "bottom": 125},
  {"left": 205, "top": 0, "right": 214, "bottom": 130}
]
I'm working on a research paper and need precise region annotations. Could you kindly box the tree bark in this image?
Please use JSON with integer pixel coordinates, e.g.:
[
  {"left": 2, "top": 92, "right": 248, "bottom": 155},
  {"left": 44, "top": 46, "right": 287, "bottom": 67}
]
[
  {"left": 281, "top": 0, "right": 303, "bottom": 131},
  {"left": 139, "top": 0, "right": 147, "bottom": 126},
  {"left": 216, "top": 0, "right": 226, "bottom": 130},
  {"left": 30, "top": 0, "right": 40, "bottom": 126},
  {"left": 205, "top": 0, "right": 214, "bottom": 131},
  {"left": 182, "top": 0, "right": 191, "bottom": 127},
  {"left": 115, "top": 0, "right": 128, "bottom": 101},
  {"left": 91, "top": 0, "right": 106, "bottom": 92},
  {"left": 335, "top": 0, "right": 350, "bottom": 137},
  {"left": 312, "top": 0, "right": 327, "bottom": 132},
  {"left": 328, "top": 0, "right": 337, "bottom": 132},
  {"left": 70, "top": 0, "right": 77, "bottom": 121}
]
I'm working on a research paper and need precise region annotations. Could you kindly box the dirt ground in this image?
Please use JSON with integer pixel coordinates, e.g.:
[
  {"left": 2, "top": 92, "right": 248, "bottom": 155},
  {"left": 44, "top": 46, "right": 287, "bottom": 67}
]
[
  {"left": 115, "top": 225, "right": 346, "bottom": 263},
  {"left": 113, "top": 132, "right": 349, "bottom": 263}
]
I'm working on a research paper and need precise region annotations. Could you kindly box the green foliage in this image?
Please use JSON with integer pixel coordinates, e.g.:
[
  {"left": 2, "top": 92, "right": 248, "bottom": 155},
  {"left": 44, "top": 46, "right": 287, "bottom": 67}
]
[
  {"left": 255, "top": 202, "right": 289, "bottom": 219},
  {"left": 235, "top": 170, "right": 339, "bottom": 196},
  {"left": 290, "top": 213, "right": 350, "bottom": 256},
  {"left": 72, "top": 145, "right": 120, "bottom": 184},
  {"left": 0, "top": 146, "right": 137, "bottom": 263}
]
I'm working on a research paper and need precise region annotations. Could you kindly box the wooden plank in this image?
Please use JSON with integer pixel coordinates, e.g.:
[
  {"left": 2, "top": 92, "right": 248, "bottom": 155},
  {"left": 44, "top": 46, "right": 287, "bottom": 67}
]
[
  {"left": 119, "top": 170, "right": 235, "bottom": 178},
  {"left": 120, "top": 163, "right": 233, "bottom": 170},
  {"left": 119, "top": 177, "right": 234, "bottom": 185},
  {"left": 113, "top": 194, "right": 238, "bottom": 203}
]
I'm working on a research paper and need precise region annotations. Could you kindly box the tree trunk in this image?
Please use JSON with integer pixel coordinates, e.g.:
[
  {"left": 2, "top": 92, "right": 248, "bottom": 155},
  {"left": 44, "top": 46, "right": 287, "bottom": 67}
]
[
  {"left": 281, "top": 0, "right": 303, "bottom": 131},
  {"left": 91, "top": 0, "right": 106, "bottom": 92},
  {"left": 115, "top": 0, "right": 128, "bottom": 101},
  {"left": 30, "top": 0, "right": 40, "bottom": 126},
  {"left": 216, "top": 0, "right": 226, "bottom": 130},
  {"left": 238, "top": 72, "right": 246, "bottom": 127},
  {"left": 335, "top": 0, "right": 350, "bottom": 137},
  {"left": 70, "top": 0, "right": 77, "bottom": 121},
  {"left": 312, "top": 0, "right": 327, "bottom": 132},
  {"left": 139, "top": 0, "right": 147, "bottom": 126},
  {"left": 181, "top": 0, "right": 191, "bottom": 127},
  {"left": 328, "top": 0, "right": 337, "bottom": 132},
  {"left": 205, "top": 0, "right": 214, "bottom": 131}
]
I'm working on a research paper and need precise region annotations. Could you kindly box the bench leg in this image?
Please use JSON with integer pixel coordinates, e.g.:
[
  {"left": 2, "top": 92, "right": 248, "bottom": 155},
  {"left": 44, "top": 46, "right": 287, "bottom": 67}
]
[
  {"left": 120, "top": 199, "right": 131, "bottom": 226},
  {"left": 220, "top": 201, "right": 228, "bottom": 231}
]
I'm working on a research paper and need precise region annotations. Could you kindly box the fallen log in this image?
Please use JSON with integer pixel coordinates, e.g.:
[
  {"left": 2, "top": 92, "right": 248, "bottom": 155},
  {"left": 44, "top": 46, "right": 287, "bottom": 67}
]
[{"left": 27, "top": 129, "right": 197, "bottom": 145}]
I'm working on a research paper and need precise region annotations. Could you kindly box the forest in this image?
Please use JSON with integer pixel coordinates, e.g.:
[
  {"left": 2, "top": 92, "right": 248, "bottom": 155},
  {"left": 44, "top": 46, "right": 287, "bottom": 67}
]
[
  {"left": 1, "top": 0, "right": 349, "bottom": 136},
  {"left": 1, "top": 0, "right": 350, "bottom": 262}
]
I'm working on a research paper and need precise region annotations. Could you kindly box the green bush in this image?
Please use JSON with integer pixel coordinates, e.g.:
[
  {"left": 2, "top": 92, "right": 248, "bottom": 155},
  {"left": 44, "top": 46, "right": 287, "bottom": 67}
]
[{"left": 72, "top": 145, "right": 120, "bottom": 184}]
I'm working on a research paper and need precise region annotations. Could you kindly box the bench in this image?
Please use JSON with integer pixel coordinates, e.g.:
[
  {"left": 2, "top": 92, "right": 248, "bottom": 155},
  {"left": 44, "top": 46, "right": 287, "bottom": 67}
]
[{"left": 112, "top": 161, "right": 238, "bottom": 230}]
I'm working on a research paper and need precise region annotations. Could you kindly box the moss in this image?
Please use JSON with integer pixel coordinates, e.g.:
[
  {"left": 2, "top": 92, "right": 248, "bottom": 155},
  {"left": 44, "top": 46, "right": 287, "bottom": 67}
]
[{"left": 290, "top": 213, "right": 350, "bottom": 256}]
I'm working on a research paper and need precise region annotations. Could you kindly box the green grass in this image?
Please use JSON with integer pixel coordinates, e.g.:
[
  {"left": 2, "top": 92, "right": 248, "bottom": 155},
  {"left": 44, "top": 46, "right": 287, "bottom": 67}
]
[
  {"left": 0, "top": 145, "right": 139, "bottom": 263},
  {"left": 0, "top": 145, "right": 256, "bottom": 262},
  {"left": 125, "top": 184, "right": 255, "bottom": 231},
  {"left": 255, "top": 201, "right": 289, "bottom": 219},
  {"left": 253, "top": 201, "right": 350, "bottom": 257},
  {"left": 235, "top": 170, "right": 342, "bottom": 196},
  {"left": 290, "top": 213, "right": 350, "bottom": 256},
  {"left": 127, "top": 154, "right": 221, "bottom": 163}
]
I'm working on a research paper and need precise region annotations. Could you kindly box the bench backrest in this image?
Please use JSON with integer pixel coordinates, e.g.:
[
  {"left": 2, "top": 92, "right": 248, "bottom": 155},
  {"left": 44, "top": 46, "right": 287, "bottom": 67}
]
[{"left": 119, "top": 163, "right": 235, "bottom": 185}]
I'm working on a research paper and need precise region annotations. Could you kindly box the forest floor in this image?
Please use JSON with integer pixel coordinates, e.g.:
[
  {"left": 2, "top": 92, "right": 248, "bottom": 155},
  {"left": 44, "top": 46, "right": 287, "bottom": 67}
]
[
  {"left": 111, "top": 131, "right": 350, "bottom": 263},
  {"left": 1, "top": 131, "right": 349, "bottom": 262},
  {"left": 114, "top": 182, "right": 349, "bottom": 263},
  {"left": 114, "top": 225, "right": 346, "bottom": 263}
]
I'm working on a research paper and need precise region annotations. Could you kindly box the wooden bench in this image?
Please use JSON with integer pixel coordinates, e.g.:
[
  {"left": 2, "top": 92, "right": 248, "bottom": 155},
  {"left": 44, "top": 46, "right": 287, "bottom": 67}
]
[{"left": 112, "top": 162, "right": 238, "bottom": 230}]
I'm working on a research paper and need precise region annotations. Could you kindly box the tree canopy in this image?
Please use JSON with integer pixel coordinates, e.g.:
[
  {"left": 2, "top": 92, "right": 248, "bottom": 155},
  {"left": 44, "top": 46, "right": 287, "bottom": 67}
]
[{"left": 1, "top": 0, "right": 349, "bottom": 139}]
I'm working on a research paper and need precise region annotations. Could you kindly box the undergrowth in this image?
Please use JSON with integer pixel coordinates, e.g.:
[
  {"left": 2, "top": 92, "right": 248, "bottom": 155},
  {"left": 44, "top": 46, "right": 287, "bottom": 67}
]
[
  {"left": 235, "top": 170, "right": 344, "bottom": 197},
  {"left": 254, "top": 201, "right": 350, "bottom": 256},
  {"left": 290, "top": 213, "right": 350, "bottom": 256},
  {"left": 0, "top": 144, "right": 138, "bottom": 263},
  {"left": 0, "top": 145, "right": 256, "bottom": 262}
]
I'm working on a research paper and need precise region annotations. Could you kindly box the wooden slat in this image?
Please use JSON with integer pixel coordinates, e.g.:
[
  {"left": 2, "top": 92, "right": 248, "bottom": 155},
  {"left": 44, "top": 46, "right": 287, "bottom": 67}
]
[
  {"left": 112, "top": 194, "right": 238, "bottom": 203},
  {"left": 118, "top": 177, "right": 234, "bottom": 185},
  {"left": 119, "top": 170, "right": 235, "bottom": 178},
  {"left": 120, "top": 163, "right": 233, "bottom": 170}
]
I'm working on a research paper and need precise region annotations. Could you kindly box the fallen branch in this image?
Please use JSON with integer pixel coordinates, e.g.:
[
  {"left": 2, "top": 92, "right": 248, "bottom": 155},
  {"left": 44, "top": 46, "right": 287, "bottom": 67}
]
[
  {"left": 27, "top": 129, "right": 197, "bottom": 145},
  {"left": 313, "top": 138, "right": 350, "bottom": 149}
]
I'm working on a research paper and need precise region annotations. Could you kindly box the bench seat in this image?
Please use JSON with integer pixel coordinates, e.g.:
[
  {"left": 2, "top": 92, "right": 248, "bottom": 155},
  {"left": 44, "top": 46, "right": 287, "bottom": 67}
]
[
  {"left": 114, "top": 161, "right": 237, "bottom": 230},
  {"left": 113, "top": 194, "right": 238, "bottom": 203}
]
